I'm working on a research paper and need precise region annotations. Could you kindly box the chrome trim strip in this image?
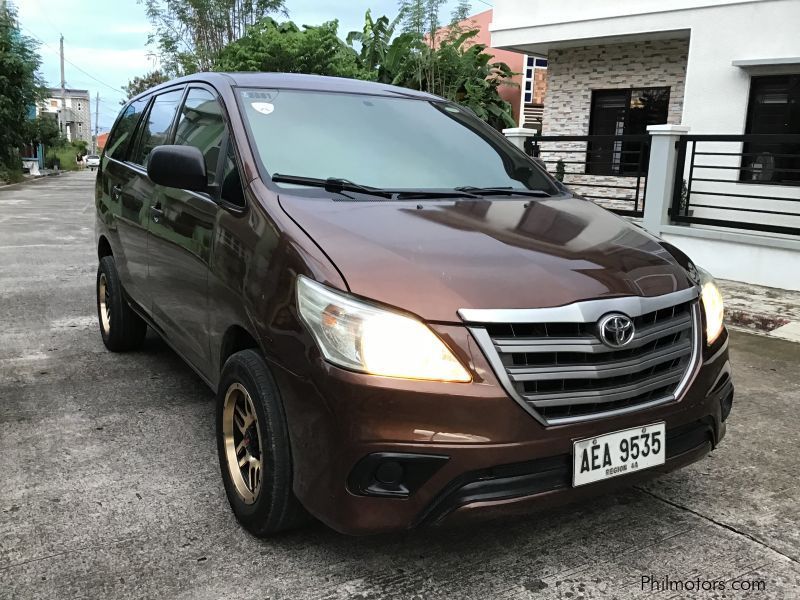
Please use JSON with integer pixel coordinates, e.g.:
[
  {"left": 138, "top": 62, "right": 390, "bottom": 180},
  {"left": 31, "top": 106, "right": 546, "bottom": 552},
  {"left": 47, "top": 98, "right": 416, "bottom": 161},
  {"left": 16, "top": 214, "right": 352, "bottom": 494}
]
[
  {"left": 458, "top": 287, "right": 699, "bottom": 324},
  {"left": 545, "top": 395, "right": 675, "bottom": 426},
  {"left": 507, "top": 342, "right": 691, "bottom": 381},
  {"left": 468, "top": 326, "right": 548, "bottom": 426},
  {"left": 671, "top": 302, "right": 704, "bottom": 401},
  {"left": 493, "top": 313, "right": 692, "bottom": 354},
  {"left": 526, "top": 370, "right": 684, "bottom": 406}
]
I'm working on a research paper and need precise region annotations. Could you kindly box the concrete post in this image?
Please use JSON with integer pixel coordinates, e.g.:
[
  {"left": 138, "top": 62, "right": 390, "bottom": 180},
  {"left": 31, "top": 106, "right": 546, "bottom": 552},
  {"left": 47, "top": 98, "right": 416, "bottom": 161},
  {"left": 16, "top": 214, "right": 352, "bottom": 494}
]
[
  {"left": 643, "top": 124, "right": 690, "bottom": 235},
  {"left": 502, "top": 127, "right": 540, "bottom": 151}
]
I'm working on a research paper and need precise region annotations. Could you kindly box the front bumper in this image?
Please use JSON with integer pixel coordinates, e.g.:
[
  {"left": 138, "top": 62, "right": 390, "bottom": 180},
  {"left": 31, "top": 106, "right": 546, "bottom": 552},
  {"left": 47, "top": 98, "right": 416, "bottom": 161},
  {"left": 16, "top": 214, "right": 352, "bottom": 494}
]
[{"left": 274, "top": 325, "right": 732, "bottom": 535}]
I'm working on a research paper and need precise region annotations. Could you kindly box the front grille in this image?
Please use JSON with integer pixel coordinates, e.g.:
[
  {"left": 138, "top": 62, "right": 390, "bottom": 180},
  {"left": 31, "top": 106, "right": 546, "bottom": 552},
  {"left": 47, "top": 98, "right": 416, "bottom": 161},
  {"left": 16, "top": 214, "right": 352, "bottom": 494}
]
[{"left": 463, "top": 290, "right": 701, "bottom": 425}]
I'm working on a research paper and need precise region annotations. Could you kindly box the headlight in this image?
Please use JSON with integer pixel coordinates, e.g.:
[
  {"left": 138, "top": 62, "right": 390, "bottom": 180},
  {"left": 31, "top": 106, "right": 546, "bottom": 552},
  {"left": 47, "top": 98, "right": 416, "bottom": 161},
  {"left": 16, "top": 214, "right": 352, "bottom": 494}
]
[
  {"left": 698, "top": 268, "right": 724, "bottom": 345},
  {"left": 296, "top": 276, "right": 471, "bottom": 382}
]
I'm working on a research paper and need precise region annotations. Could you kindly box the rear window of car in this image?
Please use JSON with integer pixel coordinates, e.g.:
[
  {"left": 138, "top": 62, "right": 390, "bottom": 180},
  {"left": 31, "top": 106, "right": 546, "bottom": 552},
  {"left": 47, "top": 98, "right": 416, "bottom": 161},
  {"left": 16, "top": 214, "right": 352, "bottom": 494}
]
[
  {"left": 105, "top": 97, "right": 149, "bottom": 160},
  {"left": 130, "top": 89, "right": 184, "bottom": 167}
]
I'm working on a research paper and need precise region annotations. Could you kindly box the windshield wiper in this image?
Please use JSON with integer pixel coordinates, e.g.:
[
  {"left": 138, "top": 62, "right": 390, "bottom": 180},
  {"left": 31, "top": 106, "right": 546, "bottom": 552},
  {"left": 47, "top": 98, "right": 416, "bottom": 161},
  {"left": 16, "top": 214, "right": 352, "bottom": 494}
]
[
  {"left": 272, "top": 174, "right": 481, "bottom": 200},
  {"left": 272, "top": 174, "right": 394, "bottom": 198},
  {"left": 454, "top": 186, "right": 552, "bottom": 198}
]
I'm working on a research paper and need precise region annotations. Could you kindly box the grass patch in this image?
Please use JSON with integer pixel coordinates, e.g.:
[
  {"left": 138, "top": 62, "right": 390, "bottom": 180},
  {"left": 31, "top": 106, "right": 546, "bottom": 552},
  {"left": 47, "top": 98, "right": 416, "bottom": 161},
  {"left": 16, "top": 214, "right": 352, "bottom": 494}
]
[
  {"left": 45, "top": 146, "right": 82, "bottom": 171},
  {"left": 0, "top": 167, "right": 25, "bottom": 184}
]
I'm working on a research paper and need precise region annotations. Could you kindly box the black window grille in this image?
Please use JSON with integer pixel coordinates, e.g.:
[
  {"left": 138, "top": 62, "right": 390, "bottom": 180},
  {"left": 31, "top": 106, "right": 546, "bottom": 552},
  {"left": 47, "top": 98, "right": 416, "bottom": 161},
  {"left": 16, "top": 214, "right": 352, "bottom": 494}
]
[
  {"left": 741, "top": 75, "right": 800, "bottom": 185},
  {"left": 587, "top": 87, "right": 670, "bottom": 176}
]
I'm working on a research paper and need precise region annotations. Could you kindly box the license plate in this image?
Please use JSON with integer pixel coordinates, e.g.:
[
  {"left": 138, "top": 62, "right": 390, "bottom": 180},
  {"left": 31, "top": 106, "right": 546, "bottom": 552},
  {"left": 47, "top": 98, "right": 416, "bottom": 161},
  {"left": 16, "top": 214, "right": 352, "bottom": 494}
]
[{"left": 572, "top": 422, "right": 665, "bottom": 487}]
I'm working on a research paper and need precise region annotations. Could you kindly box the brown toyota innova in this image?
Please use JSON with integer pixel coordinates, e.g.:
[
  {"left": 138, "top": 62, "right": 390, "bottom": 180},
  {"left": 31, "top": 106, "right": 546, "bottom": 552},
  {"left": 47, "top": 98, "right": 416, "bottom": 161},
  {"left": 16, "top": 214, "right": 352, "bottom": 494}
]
[{"left": 95, "top": 73, "right": 733, "bottom": 536}]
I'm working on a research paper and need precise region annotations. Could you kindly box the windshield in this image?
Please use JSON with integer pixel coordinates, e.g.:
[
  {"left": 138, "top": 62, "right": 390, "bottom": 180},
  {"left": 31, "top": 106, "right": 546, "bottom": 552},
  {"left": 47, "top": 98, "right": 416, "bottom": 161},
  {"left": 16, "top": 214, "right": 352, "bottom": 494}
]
[{"left": 237, "top": 88, "right": 556, "bottom": 194}]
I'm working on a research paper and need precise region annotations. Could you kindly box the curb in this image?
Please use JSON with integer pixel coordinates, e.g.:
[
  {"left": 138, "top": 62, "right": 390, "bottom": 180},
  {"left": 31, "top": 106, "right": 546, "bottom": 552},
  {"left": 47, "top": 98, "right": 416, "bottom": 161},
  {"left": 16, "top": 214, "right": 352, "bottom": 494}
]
[
  {"left": 725, "top": 309, "right": 789, "bottom": 333},
  {"left": 0, "top": 171, "right": 61, "bottom": 190},
  {"left": 725, "top": 309, "right": 800, "bottom": 343}
]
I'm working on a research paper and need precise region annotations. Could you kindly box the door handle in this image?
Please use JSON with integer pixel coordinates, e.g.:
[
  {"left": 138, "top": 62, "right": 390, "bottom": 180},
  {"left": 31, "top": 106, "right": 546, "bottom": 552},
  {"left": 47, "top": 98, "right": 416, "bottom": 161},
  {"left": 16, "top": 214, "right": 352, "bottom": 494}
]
[
  {"left": 151, "top": 205, "right": 164, "bottom": 224},
  {"left": 111, "top": 184, "right": 121, "bottom": 200}
]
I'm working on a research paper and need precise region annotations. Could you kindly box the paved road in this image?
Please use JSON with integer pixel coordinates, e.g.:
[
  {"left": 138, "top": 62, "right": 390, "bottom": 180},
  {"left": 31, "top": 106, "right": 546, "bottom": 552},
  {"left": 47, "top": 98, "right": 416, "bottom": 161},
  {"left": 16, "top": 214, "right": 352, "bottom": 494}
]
[{"left": 1, "top": 171, "right": 798, "bottom": 599}]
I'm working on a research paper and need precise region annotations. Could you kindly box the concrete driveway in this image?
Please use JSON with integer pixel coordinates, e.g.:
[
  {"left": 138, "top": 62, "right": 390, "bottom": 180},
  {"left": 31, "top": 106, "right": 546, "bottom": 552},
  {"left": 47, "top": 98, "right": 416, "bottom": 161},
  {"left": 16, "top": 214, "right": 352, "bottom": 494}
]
[{"left": 1, "top": 171, "right": 798, "bottom": 599}]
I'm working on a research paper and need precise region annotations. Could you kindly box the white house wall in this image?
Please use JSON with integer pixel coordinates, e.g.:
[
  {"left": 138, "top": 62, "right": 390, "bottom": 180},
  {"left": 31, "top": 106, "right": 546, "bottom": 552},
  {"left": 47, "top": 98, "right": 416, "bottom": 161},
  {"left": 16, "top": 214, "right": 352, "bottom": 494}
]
[
  {"left": 491, "top": 0, "right": 800, "bottom": 138},
  {"left": 493, "top": 0, "right": 800, "bottom": 241}
]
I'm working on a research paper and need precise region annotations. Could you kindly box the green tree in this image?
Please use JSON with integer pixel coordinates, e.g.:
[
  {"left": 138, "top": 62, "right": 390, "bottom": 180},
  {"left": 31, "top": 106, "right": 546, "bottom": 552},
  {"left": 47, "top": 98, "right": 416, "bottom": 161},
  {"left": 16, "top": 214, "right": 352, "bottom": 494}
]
[
  {"left": 25, "top": 114, "right": 63, "bottom": 149},
  {"left": 349, "top": 9, "right": 517, "bottom": 130},
  {"left": 0, "top": 4, "right": 44, "bottom": 179},
  {"left": 142, "top": 0, "right": 287, "bottom": 76},
  {"left": 122, "top": 70, "right": 169, "bottom": 101},
  {"left": 450, "top": 0, "right": 473, "bottom": 24},
  {"left": 428, "top": 29, "right": 516, "bottom": 129},
  {"left": 216, "top": 18, "right": 363, "bottom": 78},
  {"left": 346, "top": 10, "right": 403, "bottom": 80}
]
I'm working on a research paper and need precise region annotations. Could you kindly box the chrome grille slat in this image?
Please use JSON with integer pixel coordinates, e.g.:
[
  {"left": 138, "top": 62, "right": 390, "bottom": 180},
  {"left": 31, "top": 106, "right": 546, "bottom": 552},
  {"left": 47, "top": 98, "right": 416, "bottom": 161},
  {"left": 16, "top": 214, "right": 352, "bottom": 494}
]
[
  {"left": 464, "top": 288, "right": 702, "bottom": 425},
  {"left": 507, "top": 340, "right": 691, "bottom": 381},
  {"left": 493, "top": 312, "right": 692, "bottom": 354},
  {"left": 524, "top": 368, "right": 685, "bottom": 406}
]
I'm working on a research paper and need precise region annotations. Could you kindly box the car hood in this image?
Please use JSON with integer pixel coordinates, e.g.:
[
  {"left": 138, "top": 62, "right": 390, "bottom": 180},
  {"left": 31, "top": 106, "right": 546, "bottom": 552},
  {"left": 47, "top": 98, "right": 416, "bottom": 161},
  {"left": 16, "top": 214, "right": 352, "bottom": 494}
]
[{"left": 279, "top": 194, "right": 694, "bottom": 323}]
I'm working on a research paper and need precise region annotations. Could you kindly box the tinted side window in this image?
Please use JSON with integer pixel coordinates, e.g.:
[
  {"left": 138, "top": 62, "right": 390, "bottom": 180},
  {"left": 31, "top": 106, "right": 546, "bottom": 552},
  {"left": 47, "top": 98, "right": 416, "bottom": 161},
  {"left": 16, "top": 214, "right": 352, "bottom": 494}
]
[
  {"left": 105, "top": 97, "right": 148, "bottom": 160},
  {"left": 174, "top": 88, "right": 226, "bottom": 185},
  {"left": 131, "top": 89, "right": 184, "bottom": 167}
]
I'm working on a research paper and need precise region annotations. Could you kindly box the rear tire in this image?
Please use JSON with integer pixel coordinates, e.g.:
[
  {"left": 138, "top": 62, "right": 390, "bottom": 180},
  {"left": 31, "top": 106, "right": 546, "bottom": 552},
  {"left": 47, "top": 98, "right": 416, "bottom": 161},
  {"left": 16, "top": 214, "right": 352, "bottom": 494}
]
[
  {"left": 216, "top": 349, "right": 308, "bottom": 536},
  {"left": 97, "top": 255, "right": 147, "bottom": 352}
]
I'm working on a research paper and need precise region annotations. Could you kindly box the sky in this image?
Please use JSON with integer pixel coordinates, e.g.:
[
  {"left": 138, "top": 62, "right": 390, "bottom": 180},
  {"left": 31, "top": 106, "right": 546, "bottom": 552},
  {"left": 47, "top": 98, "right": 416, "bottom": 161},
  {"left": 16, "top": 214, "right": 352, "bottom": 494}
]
[{"left": 16, "top": 0, "right": 490, "bottom": 133}]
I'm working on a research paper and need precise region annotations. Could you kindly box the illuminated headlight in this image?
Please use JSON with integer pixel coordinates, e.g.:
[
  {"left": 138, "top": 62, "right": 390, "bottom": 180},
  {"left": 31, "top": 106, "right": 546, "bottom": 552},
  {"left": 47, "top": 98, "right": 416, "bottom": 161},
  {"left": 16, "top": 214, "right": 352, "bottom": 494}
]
[
  {"left": 698, "top": 268, "right": 724, "bottom": 345},
  {"left": 296, "top": 276, "right": 471, "bottom": 382}
]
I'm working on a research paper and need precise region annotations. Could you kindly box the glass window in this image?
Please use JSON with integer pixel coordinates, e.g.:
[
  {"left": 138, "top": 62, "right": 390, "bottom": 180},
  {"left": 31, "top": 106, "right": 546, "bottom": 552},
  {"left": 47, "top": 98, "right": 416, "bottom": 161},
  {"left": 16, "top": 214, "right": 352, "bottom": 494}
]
[
  {"left": 587, "top": 87, "right": 670, "bottom": 176},
  {"left": 105, "top": 97, "right": 149, "bottom": 160},
  {"left": 527, "top": 56, "right": 534, "bottom": 67},
  {"left": 534, "top": 58, "right": 548, "bottom": 68},
  {"left": 741, "top": 75, "right": 800, "bottom": 184},
  {"left": 174, "top": 88, "right": 226, "bottom": 185},
  {"left": 525, "top": 92, "right": 532, "bottom": 103},
  {"left": 238, "top": 89, "right": 556, "bottom": 194},
  {"left": 220, "top": 139, "right": 246, "bottom": 207},
  {"left": 130, "top": 88, "right": 184, "bottom": 166}
]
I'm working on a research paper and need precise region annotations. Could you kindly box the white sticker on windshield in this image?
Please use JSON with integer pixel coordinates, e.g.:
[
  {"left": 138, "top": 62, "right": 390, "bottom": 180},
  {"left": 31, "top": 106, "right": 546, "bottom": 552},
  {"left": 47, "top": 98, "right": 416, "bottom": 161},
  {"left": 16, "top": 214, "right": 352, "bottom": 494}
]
[{"left": 251, "top": 102, "right": 274, "bottom": 115}]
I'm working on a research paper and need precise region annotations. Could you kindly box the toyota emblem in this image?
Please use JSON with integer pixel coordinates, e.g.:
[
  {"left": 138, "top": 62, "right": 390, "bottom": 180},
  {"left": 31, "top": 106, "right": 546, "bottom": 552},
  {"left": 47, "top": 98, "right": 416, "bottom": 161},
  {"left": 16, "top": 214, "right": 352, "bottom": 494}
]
[{"left": 598, "top": 314, "right": 635, "bottom": 348}]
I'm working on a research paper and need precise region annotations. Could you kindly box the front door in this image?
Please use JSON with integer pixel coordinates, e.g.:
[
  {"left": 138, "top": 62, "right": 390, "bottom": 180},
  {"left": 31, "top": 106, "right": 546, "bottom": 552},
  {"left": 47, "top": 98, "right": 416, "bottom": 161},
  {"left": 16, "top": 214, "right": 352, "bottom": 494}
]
[{"left": 147, "top": 87, "right": 227, "bottom": 374}]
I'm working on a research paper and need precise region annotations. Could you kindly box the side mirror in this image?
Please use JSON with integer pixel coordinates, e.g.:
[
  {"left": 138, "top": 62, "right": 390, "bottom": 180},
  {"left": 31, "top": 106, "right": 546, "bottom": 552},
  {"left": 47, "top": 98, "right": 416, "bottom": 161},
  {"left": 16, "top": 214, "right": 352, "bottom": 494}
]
[{"left": 147, "top": 145, "right": 207, "bottom": 192}]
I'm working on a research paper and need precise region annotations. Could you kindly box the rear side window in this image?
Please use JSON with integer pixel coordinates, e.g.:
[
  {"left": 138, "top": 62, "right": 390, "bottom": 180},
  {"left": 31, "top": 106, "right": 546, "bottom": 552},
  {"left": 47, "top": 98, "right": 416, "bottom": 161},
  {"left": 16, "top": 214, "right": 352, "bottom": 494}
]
[
  {"left": 174, "top": 88, "right": 226, "bottom": 185},
  {"left": 130, "top": 88, "right": 184, "bottom": 167},
  {"left": 105, "top": 97, "right": 148, "bottom": 160}
]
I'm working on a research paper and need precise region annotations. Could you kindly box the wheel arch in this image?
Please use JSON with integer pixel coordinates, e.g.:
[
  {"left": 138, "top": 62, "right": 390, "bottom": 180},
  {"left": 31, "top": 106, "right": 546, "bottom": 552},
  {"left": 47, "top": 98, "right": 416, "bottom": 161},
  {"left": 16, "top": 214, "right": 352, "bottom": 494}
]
[
  {"left": 219, "top": 325, "right": 261, "bottom": 375},
  {"left": 98, "top": 235, "right": 113, "bottom": 260}
]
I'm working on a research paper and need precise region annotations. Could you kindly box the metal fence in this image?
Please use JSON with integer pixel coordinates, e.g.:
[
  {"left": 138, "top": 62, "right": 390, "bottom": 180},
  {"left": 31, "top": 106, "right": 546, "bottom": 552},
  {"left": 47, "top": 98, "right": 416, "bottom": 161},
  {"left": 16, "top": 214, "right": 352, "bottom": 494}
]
[
  {"left": 671, "top": 134, "right": 800, "bottom": 236},
  {"left": 526, "top": 134, "right": 651, "bottom": 217}
]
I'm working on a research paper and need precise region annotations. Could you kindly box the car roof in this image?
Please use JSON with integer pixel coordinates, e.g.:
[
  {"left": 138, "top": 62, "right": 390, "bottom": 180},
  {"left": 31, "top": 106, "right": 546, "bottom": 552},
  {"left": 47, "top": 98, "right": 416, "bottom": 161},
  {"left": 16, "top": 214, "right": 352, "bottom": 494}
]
[{"left": 130, "top": 72, "right": 444, "bottom": 103}]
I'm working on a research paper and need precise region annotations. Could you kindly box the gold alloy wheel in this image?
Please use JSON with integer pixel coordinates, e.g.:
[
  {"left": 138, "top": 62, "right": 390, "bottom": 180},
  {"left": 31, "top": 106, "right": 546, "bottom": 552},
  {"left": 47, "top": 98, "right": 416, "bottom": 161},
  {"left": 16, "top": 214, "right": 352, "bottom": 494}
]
[
  {"left": 98, "top": 272, "right": 111, "bottom": 335},
  {"left": 222, "top": 383, "right": 264, "bottom": 504}
]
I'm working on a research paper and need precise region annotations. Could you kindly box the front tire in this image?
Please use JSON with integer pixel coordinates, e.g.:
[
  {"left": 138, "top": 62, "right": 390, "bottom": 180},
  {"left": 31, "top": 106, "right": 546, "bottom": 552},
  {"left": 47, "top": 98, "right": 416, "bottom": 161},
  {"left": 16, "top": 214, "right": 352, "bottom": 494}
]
[
  {"left": 216, "top": 349, "right": 307, "bottom": 536},
  {"left": 97, "top": 256, "right": 147, "bottom": 351}
]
